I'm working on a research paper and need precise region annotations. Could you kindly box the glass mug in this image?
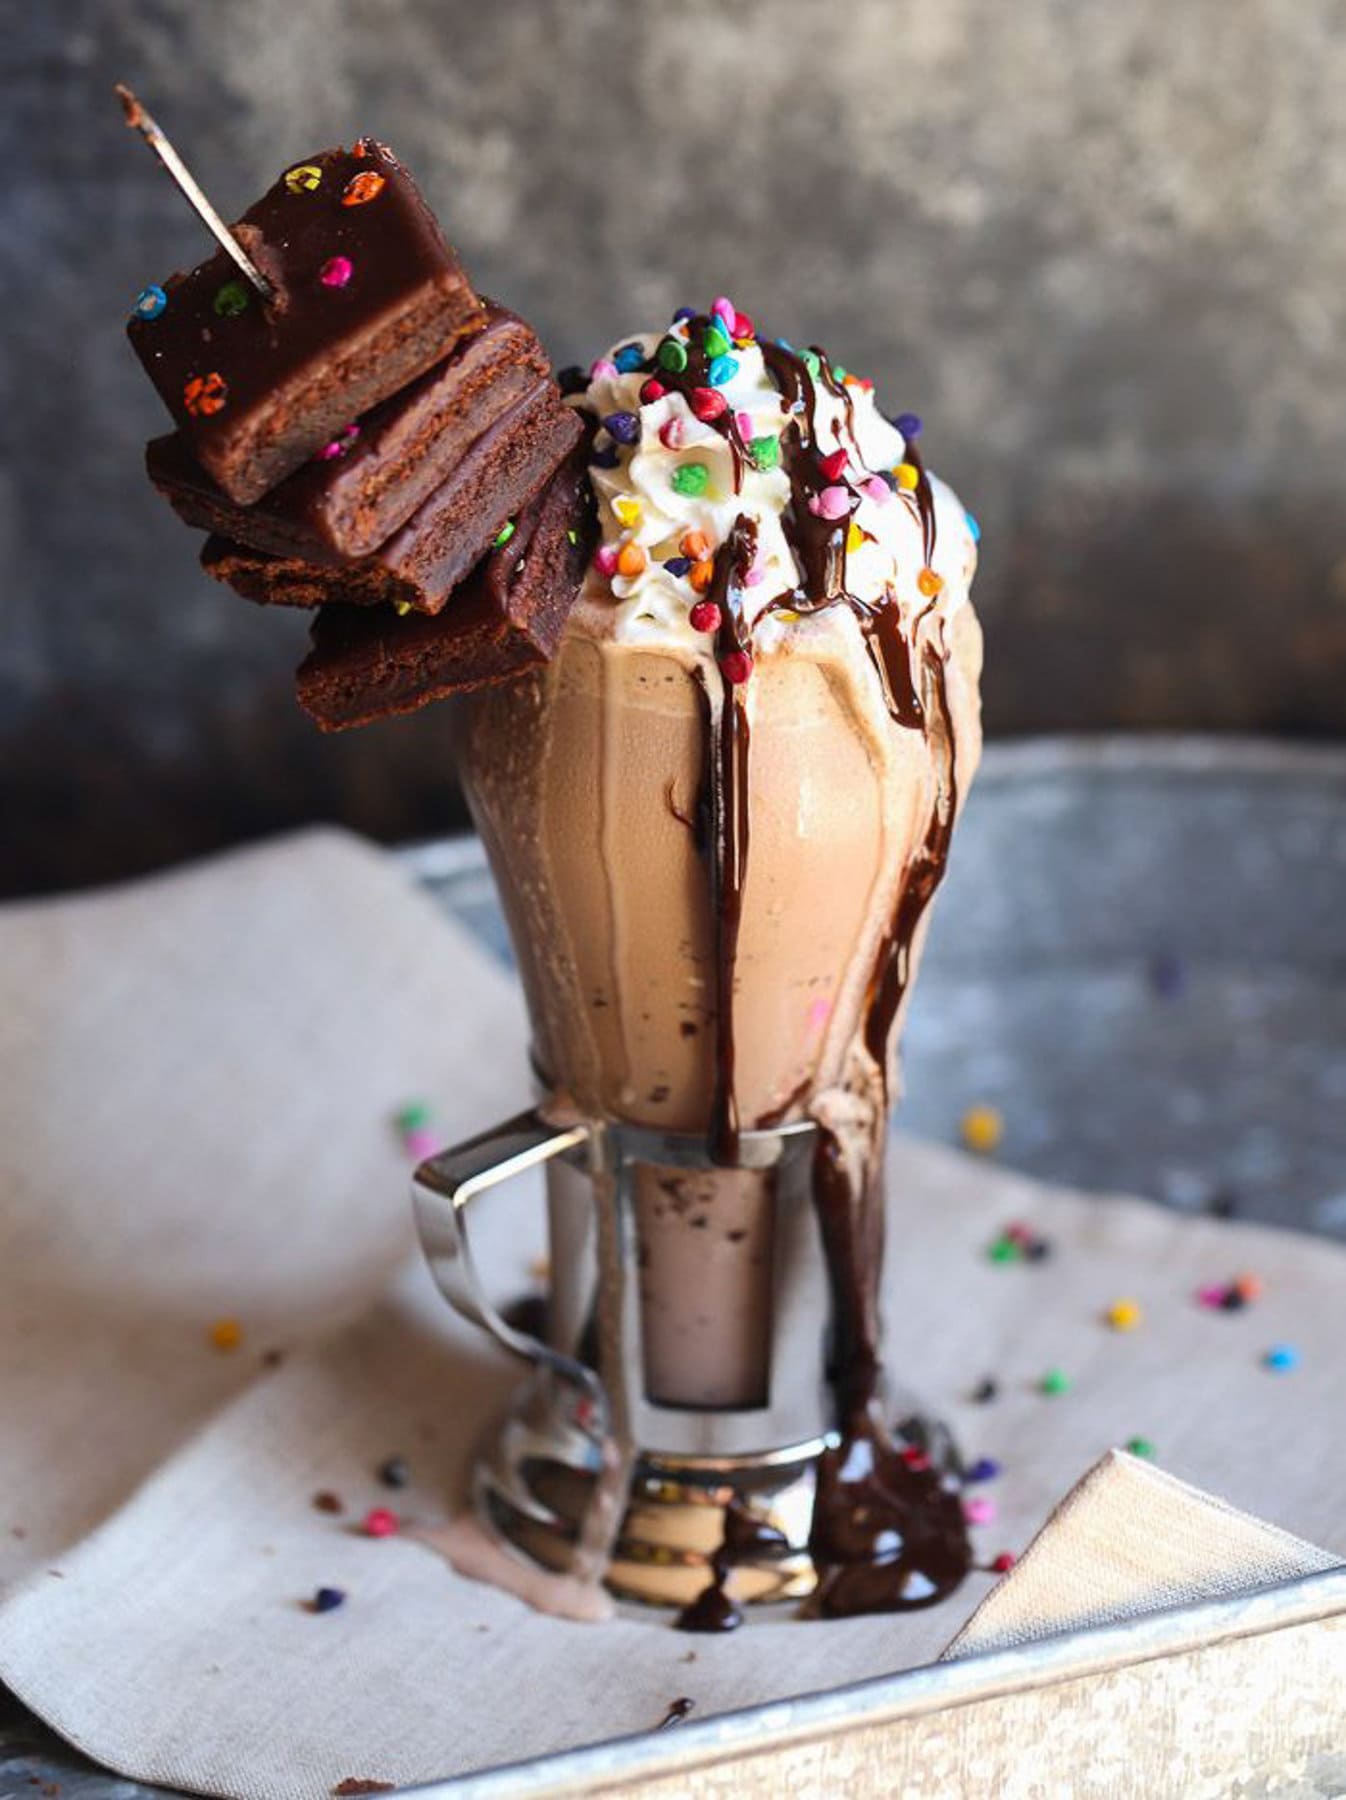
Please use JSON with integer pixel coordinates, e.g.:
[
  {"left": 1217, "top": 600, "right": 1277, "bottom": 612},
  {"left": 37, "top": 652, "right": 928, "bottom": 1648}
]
[{"left": 419, "top": 601, "right": 981, "bottom": 1614}]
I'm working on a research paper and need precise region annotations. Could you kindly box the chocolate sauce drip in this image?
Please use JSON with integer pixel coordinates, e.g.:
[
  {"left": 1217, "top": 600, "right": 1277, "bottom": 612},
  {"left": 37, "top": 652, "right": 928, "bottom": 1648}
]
[
  {"left": 854, "top": 598, "right": 925, "bottom": 730},
  {"left": 816, "top": 349, "right": 858, "bottom": 446},
  {"left": 903, "top": 435, "right": 938, "bottom": 569},
  {"left": 684, "top": 328, "right": 969, "bottom": 1617},
  {"left": 697, "top": 516, "right": 758, "bottom": 1166},
  {"left": 675, "top": 1499, "right": 790, "bottom": 1634},
  {"left": 758, "top": 339, "right": 848, "bottom": 605},
  {"left": 656, "top": 1697, "right": 696, "bottom": 1730}
]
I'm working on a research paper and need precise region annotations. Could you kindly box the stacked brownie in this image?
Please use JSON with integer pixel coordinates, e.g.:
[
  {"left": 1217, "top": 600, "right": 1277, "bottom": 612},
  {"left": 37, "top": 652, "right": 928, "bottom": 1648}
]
[{"left": 128, "top": 138, "right": 592, "bottom": 729}]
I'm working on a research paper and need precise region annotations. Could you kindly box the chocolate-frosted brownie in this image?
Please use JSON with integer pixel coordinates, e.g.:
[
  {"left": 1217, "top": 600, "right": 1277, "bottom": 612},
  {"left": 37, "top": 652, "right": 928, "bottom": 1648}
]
[
  {"left": 296, "top": 443, "right": 595, "bottom": 730},
  {"left": 146, "top": 302, "right": 552, "bottom": 561},
  {"left": 128, "top": 139, "right": 482, "bottom": 504},
  {"left": 201, "top": 386, "right": 582, "bottom": 614}
]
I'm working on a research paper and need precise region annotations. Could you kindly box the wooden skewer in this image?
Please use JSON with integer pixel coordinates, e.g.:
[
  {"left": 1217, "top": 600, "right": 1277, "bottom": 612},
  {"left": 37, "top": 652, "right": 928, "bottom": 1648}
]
[{"left": 115, "top": 83, "right": 275, "bottom": 301}]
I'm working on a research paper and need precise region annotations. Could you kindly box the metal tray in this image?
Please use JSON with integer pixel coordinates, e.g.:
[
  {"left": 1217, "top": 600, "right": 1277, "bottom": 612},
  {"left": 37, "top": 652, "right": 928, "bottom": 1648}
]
[{"left": 5, "top": 736, "right": 1346, "bottom": 1799}]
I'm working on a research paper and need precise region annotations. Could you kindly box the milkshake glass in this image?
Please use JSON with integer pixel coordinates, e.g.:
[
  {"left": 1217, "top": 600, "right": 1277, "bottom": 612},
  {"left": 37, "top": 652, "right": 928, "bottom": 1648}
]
[{"left": 440, "top": 307, "right": 983, "bottom": 1621}]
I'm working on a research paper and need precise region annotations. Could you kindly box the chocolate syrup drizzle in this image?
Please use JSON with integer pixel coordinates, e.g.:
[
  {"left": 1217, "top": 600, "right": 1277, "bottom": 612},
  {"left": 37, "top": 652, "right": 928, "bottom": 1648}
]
[
  {"left": 675, "top": 1498, "right": 790, "bottom": 1633},
  {"left": 694, "top": 515, "right": 759, "bottom": 1166},
  {"left": 650, "top": 320, "right": 971, "bottom": 1621}
]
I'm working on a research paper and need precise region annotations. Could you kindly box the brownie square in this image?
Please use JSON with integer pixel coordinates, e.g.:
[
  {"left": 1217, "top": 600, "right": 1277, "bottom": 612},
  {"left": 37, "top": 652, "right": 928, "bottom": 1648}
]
[
  {"left": 202, "top": 385, "right": 581, "bottom": 614},
  {"left": 128, "top": 139, "right": 482, "bottom": 504},
  {"left": 295, "top": 441, "right": 595, "bottom": 730},
  {"left": 145, "top": 302, "right": 552, "bottom": 562}
]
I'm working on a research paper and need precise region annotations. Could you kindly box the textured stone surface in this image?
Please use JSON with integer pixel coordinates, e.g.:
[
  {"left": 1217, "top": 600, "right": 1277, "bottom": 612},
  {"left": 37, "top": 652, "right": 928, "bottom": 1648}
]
[{"left": 6, "top": 0, "right": 1346, "bottom": 891}]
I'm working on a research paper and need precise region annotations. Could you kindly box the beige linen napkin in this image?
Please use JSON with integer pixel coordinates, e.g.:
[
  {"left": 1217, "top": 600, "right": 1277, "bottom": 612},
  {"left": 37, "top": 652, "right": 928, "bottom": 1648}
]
[
  {"left": 943, "top": 1449, "right": 1340, "bottom": 1659},
  {"left": 0, "top": 828, "right": 529, "bottom": 1589},
  {"left": 1, "top": 832, "right": 1344, "bottom": 1797}
]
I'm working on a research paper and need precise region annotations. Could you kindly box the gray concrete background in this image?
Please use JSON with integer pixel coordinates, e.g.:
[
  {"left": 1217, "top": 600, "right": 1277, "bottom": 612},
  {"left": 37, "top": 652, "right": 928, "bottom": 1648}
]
[{"left": 5, "top": 0, "right": 1346, "bottom": 893}]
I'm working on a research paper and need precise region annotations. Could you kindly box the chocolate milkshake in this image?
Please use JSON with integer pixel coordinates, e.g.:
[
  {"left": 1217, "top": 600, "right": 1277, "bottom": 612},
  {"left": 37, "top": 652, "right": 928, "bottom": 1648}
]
[{"left": 455, "top": 303, "right": 983, "bottom": 1615}]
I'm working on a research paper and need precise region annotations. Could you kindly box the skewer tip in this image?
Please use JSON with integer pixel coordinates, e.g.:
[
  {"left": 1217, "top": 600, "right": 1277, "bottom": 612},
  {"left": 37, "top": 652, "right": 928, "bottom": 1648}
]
[{"left": 114, "top": 83, "right": 145, "bottom": 129}]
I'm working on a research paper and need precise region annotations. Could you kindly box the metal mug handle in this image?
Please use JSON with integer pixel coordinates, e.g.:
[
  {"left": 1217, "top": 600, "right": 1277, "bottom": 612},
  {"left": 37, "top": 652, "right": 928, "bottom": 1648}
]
[{"left": 411, "top": 1108, "right": 605, "bottom": 1415}]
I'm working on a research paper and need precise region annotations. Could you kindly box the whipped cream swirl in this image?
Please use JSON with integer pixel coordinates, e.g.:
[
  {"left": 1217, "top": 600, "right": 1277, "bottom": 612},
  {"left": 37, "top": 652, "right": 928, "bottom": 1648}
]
[{"left": 568, "top": 305, "right": 978, "bottom": 651}]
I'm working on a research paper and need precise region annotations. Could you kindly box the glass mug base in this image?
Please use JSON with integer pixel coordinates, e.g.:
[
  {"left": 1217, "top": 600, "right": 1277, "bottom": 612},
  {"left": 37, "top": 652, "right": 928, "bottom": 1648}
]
[{"left": 413, "top": 1107, "right": 969, "bottom": 1614}]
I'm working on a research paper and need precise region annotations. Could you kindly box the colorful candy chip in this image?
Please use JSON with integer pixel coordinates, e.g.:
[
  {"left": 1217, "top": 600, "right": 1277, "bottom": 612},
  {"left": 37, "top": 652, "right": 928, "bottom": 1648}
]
[
  {"left": 378, "top": 1456, "right": 410, "bottom": 1489},
  {"left": 317, "top": 424, "right": 361, "bottom": 462},
  {"left": 341, "top": 170, "right": 386, "bottom": 207},
  {"left": 212, "top": 279, "right": 251, "bottom": 318},
  {"left": 708, "top": 354, "right": 738, "bottom": 387},
  {"left": 133, "top": 283, "right": 168, "bottom": 321},
  {"left": 689, "top": 600, "right": 721, "bottom": 633},
  {"left": 184, "top": 372, "right": 228, "bottom": 417},
  {"left": 671, "top": 462, "right": 710, "bottom": 497},
  {"left": 917, "top": 567, "right": 945, "bottom": 598},
  {"left": 721, "top": 649, "right": 754, "bottom": 686},
  {"left": 812, "top": 486, "right": 851, "bottom": 521},
  {"left": 320, "top": 255, "right": 354, "bottom": 289},
  {"left": 689, "top": 388, "right": 727, "bottom": 422},
  {"left": 613, "top": 342, "right": 645, "bottom": 373},
  {"left": 603, "top": 411, "right": 641, "bottom": 446},
  {"left": 493, "top": 520, "right": 516, "bottom": 548},
  {"left": 209, "top": 1317, "right": 243, "bottom": 1352},
  {"left": 749, "top": 435, "right": 780, "bottom": 469},
  {"left": 284, "top": 163, "right": 323, "bottom": 195}
]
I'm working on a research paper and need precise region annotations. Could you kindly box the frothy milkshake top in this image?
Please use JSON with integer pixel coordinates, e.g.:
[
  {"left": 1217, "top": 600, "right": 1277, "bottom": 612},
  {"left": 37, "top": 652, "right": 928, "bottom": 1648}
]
[{"left": 563, "top": 299, "right": 979, "bottom": 658}]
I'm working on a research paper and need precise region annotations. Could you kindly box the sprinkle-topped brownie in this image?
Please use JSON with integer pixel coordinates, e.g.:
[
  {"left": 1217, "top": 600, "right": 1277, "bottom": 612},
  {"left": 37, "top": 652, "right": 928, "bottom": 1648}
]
[
  {"left": 145, "top": 301, "right": 553, "bottom": 561},
  {"left": 128, "top": 139, "right": 482, "bottom": 504},
  {"left": 200, "top": 385, "right": 582, "bottom": 614},
  {"left": 295, "top": 439, "right": 596, "bottom": 729}
]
